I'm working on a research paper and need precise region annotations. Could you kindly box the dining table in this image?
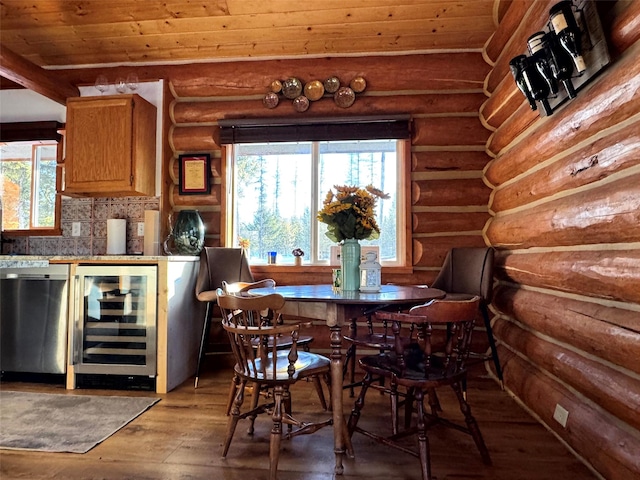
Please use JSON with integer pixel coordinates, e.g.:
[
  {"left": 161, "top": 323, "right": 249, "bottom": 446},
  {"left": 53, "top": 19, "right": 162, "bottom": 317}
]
[{"left": 249, "top": 283, "right": 446, "bottom": 475}]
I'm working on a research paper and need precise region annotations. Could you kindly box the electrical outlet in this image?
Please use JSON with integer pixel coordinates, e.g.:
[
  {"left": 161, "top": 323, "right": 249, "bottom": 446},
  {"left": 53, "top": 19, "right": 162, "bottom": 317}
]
[
  {"left": 72, "top": 222, "right": 81, "bottom": 237},
  {"left": 553, "top": 404, "right": 569, "bottom": 428},
  {"left": 137, "top": 222, "right": 145, "bottom": 236}
]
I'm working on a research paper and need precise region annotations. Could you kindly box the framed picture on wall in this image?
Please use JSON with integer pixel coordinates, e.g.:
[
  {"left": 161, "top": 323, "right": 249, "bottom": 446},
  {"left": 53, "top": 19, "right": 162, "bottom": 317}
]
[{"left": 178, "top": 153, "right": 211, "bottom": 195}]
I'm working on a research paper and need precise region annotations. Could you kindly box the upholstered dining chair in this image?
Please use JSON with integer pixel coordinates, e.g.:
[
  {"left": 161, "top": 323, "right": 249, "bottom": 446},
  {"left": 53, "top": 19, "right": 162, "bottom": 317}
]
[
  {"left": 221, "top": 279, "right": 324, "bottom": 415},
  {"left": 194, "top": 247, "right": 254, "bottom": 388},
  {"left": 430, "top": 247, "right": 503, "bottom": 388},
  {"left": 217, "top": 290, "right": 333, "bottom": 480},
  {"left": 347, "top": 297, "right": 492, "bottom": 480}
]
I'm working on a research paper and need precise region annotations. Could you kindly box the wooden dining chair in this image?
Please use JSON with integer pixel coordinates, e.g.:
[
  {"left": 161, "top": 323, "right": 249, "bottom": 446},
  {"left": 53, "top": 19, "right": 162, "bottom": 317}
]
[
  {"left": 221, "top": 279, "right": 325, "bottom": 415},
  {"left": 194, "top": 247, "right": 254, "bottom": 388},
  {"left": 347, "top": 297, "right": 492, "bottom": 480},
  {"left": 431, "top": 247, "right": 503, "bottom": 388},
  {"left": 343, "top": 306, "right": 396, "bottom": 397},
  {"left": 217, "top": 290, "right": 333, "bottom": 480}
]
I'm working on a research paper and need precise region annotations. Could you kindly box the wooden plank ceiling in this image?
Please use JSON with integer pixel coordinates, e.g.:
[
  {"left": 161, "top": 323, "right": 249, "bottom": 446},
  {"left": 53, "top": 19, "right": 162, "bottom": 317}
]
[{"left": 0, "top": 0, "right": 498, "bottom": 69}]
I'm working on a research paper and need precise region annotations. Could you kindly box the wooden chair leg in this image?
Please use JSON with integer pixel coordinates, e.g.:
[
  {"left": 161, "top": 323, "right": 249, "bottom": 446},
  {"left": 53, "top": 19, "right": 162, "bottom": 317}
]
[
  {"left": 194, "top": 302, "right": 212, "bottom": 388},
  {"left": 283, "top": 388, "right": 293, "bottom": 433},
  {"left": 452, "top": 381, "right": 492, "bottom": 466},
  {"left": 347, "top": 372, "right": 372, "bottom": 436},
  {"left": 415, "top": 389, "right": 433, "bottom": 480},
  {"left": 390, "top": 382, "right": 399, "bottom": 435},
  {"left": 481, "top": 302, "right": 503, "bottom": 389},
  {"left": 427, "top": 388, "right": 441, "bottom": 416},
  {"left": 405, "top": 387, "right": 415, "bottom": 430},
  {"left": 247, "top": 381, "right": 261, "bottom": 435},
  {"left": 269, "top": 386, "right": 284, "bottom": 480},
  {"left": 222, "top": 379, "right": 247, "bottom": 458},
  {"left": 341, "top": 415, "right": 355, "bottom": 458},
  {"left": 311, "top": 376, "right": 328, "bottom": 411},
  {"left": 226, "top": 372, "right": 240, "bottom": 416}
]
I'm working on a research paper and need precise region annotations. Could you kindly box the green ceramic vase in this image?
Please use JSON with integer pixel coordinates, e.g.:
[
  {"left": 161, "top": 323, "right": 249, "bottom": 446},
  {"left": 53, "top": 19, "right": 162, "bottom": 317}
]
[{"left": 341, "top": 238, "right": 361, "bottom": 291}]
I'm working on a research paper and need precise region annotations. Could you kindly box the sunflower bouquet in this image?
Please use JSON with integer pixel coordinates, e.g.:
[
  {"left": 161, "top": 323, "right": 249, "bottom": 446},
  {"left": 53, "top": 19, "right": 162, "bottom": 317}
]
[{"left": 317, "top": 184, "right": 389, "bottom": 243}]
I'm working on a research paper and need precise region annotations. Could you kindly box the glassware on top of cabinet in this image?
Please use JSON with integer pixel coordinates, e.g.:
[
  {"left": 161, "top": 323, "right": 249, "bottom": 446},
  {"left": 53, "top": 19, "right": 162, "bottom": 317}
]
[
  {"left": 95, "top": 75, "right": 109, "bottom": 95},
  {"left": 126, "top": 73, "right": 139, "bottom": 92}
]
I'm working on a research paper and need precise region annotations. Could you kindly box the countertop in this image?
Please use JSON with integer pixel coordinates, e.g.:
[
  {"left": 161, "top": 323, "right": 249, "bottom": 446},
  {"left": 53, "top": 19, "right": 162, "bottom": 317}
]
[{"left": 0, "top": 255, "right": 199, "bottom": 269}]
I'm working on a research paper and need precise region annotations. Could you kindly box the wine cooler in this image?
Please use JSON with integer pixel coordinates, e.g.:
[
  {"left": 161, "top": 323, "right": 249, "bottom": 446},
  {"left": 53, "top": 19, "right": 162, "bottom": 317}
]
[{"left": 71, "top": 265, "right": 157, "bottom": 380}]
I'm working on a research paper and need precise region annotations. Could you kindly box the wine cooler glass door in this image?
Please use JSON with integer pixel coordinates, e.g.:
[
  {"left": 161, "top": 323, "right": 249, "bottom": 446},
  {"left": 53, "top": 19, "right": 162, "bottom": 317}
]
[{"left": 73, "top": 265, "right": 157, "bottom": 376}]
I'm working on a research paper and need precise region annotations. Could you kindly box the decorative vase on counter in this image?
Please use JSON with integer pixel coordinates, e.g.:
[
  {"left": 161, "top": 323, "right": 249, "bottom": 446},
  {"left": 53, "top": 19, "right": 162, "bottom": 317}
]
[
  {"left": 340, "top": 238, "right": 361, "bottom": 291},
  {"left": 172, "top": 210, "right": 205, "bottom": 255}
]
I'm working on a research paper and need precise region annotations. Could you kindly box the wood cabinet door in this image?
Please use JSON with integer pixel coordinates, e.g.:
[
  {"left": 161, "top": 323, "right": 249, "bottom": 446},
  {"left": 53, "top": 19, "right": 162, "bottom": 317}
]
[{"left": 65, "top": 96, "right": 134, "bottom": 194}]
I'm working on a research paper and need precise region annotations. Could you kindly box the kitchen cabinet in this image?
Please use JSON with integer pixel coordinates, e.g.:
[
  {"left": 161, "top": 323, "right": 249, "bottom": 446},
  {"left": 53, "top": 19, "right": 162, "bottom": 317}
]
[{"left": 64, "top": 94, "right": 156, "bottom": 197}]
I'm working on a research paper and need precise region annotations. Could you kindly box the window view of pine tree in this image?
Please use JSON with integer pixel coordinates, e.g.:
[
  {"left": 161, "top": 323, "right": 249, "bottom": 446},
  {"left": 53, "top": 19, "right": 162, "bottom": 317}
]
[
  {"left": 0, "top": 143, "right": 57, "bottom": 230},
  {"left": 234, "top": 140, "right": 398, "bottom": 264}
]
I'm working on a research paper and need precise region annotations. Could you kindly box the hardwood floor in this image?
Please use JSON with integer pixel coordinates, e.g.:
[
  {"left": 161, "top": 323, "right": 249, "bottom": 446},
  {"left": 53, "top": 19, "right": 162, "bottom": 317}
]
[{"left": 0, "top": 364, "right": 598, "bottom": 480}]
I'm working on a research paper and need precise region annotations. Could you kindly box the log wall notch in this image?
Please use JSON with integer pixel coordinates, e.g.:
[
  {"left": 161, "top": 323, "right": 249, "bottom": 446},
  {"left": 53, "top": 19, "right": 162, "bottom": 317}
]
[{"left": 482, "top": 2, "right": 640, "bottom": 478}]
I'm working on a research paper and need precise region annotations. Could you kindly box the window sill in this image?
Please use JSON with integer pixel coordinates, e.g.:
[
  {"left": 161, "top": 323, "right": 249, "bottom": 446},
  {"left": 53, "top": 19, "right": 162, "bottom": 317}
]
[
  {"left": 2, "top": 227, "right": 62, "bottom": 237},
  {"left": 250, "top": 264, "right": 413, "bottom": 275}
]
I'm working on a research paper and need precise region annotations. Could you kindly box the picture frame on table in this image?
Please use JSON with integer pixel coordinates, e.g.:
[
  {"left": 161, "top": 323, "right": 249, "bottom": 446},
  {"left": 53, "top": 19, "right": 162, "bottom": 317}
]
[{"left": 178, "top": 153, "right": 211, "bottom": 195}]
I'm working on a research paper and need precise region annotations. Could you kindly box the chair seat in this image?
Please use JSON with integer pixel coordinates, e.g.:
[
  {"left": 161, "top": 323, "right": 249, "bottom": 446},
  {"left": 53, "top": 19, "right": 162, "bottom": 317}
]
[
  {"left": 360, "top": 349, "right": 463, "bottom": 386},
  {"left": 235, "top": 350, "right": 330, "bottom": 382},
  {"left": 343, "top": 332, "right": 395, "bottom": 349},
  {"left": 251, "top": 334, "right": 314, "bottom": 350}
]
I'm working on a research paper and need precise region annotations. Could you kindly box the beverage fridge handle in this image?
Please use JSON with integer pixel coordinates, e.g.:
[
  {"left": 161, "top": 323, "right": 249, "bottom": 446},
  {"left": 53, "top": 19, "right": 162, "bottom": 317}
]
[{"left": 72, "top": 274, "right": 81, "bottom": 365}]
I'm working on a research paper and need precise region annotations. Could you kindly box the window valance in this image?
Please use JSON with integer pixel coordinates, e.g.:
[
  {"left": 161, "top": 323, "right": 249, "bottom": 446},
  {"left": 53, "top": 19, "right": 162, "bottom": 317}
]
[
  {"left": 218, "top": 115, "right": 411, "bottom": 144},
  {"left": 0, "top": 121, "right": 64, "bottom": 142}
]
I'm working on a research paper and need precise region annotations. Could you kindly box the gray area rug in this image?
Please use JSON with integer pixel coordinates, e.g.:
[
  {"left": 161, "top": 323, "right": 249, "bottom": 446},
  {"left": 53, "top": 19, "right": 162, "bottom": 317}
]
[{"left": 0, "top": 391, "right": 160, "bottom": 453}]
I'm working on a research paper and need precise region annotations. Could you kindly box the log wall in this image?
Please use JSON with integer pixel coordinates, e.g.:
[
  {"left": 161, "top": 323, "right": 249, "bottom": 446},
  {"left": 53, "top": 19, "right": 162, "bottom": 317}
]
[
  {"left": 481, "top": 1, "right": 640, "bottom": 478},
  {"left": 154, "top": 53, "right": 493, "bottom": 287}
]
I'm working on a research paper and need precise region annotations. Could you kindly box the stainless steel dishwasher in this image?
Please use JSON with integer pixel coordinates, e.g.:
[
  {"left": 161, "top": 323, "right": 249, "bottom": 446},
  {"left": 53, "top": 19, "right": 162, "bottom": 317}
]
[{"left": 0, "top": 264, "right": 69, "bottom": 374}]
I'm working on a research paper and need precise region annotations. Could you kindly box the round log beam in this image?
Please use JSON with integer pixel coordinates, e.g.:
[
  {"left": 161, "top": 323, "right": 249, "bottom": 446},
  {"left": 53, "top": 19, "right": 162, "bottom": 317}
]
[
  {"left": 494, "top": 317, "right": 640, "bottom": 431},
  {"left": 172, "top": 93, "right": 486, "bottom": 124},
  {"left": 484, "top": 0, "right": 532, "bottom": 65},
  {"left": 412, "top": 150, "right": 491, "bottom": 172},
  {"left": 495, "top": 347, "right": 640, "bottom": 480},
  {"left": 485, "top": 0, "right": 555, "bottom": 94},
  {"left": 486, "top": 174, "right": 640, "bottom": 249},
  {"left": 169, "top": 125, "right": 220, "bottom": 153},
  {"left": 490, "top": 120, "right": 640, "bottom": 212},
  {"left": 493, "top": 285, "right": 640, "bottom": 373},
  {"left": 413, "top": 211, "right": 490, "bottom": 234},
  {"left": 412, "top": 117, "right": 490, "bottom": 147},
  {"left": 479, "top": 75, "right": 524, "bottom": 130},
  {"left": 412, "top": 178, "right": 491, "bottom": 207},
  {"left": 493, "top": 248, "right": 640, "bottom": 304}
]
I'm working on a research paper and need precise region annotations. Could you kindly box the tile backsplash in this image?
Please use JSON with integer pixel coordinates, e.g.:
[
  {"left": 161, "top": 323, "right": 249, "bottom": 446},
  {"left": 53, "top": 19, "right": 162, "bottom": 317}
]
[{"left": 2, "top": 196, "right": 160, "bottom": 256}]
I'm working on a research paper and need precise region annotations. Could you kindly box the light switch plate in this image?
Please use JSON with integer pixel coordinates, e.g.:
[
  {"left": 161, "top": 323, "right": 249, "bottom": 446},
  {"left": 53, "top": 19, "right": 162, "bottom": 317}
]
[
  {"left": 72, "top": 222, "right": 81, "bottom": 237},
  {"left": 553, "top": 404, "right": 569, "bottom": 428},
  {"left": 137, "top": 222, "right": 145, "bottom": 236}
]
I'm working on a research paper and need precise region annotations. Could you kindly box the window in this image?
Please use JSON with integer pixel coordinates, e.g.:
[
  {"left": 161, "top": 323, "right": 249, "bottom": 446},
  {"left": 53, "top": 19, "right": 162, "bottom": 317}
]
[
  {"left": 1, "top": 141, "right": 60, "bottom": 233},
  {"left": 228, "top": 139, "right": 407, "bottom": 265}
]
